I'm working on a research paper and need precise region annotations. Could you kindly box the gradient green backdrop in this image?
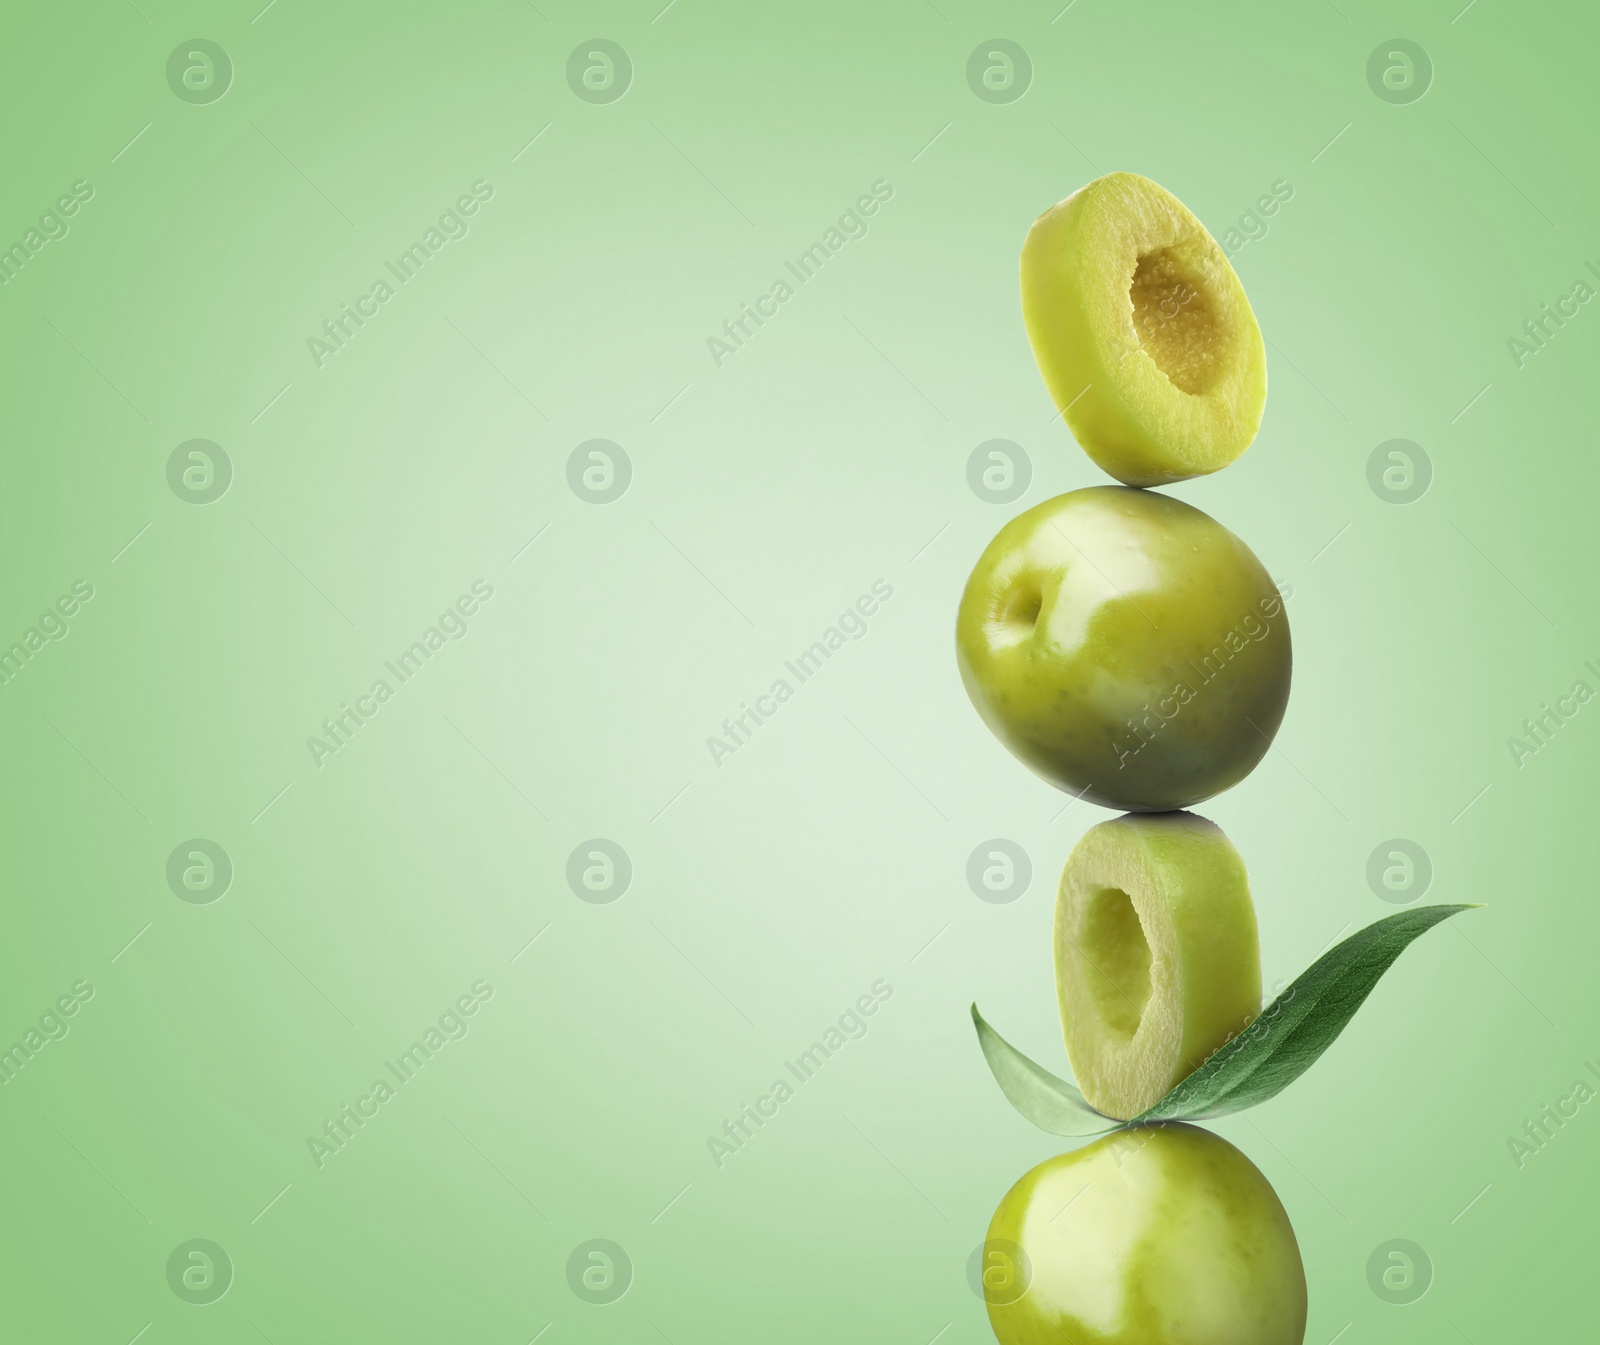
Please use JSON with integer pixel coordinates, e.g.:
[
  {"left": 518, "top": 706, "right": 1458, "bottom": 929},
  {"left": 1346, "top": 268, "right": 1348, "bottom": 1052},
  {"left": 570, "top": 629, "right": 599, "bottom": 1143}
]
[{"left": 1, "top": 1, "right": 1593, "bottom": 1341}]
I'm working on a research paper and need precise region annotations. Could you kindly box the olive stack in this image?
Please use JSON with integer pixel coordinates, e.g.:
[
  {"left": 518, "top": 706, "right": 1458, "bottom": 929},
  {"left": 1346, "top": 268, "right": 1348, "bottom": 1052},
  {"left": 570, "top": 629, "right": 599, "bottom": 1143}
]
[{"left": 959, "top": 172, "right": 1309, "bottom": 1345}]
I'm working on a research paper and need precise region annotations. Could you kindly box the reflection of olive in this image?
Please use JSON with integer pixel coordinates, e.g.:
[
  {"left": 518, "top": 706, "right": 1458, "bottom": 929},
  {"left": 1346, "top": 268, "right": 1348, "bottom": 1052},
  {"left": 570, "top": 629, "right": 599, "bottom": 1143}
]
[{"left": 985, "top": 1125, "right": 1306, "bottom": 1344}]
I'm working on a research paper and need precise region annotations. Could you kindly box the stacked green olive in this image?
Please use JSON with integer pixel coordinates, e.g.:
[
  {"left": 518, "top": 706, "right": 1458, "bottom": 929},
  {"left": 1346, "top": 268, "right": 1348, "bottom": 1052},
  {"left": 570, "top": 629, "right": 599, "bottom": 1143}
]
[
  {"left": 962, "top": 173, "right": 1307, "bottom": 1345},
  {"left": 956, "top": 486, "right": 1290, "bottom": 812}
]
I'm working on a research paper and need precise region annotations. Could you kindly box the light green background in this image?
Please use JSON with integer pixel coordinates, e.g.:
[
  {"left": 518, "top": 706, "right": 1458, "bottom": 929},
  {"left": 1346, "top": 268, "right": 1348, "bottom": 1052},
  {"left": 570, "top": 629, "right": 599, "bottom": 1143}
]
[{"left": 0, "top": 1, "right": 1593, "bottom": 1341}]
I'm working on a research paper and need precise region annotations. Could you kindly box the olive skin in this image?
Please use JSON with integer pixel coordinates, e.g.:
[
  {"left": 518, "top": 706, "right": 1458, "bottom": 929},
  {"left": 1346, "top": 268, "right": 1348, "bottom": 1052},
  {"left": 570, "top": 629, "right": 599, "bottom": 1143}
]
[
  {"left": 956, "top": 487, "right": 1290, "bottom": 812},
  {"left": 982, "top": 1125, "right": 1307, "bottom": 1345}
]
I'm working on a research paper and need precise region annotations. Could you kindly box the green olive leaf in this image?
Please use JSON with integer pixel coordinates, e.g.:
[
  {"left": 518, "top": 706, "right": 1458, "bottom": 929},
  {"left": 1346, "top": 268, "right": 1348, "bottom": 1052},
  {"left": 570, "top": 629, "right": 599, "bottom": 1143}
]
[
  {"left": 970, "top": 1003, "right": 1119, "bottom": 1136},
  {"left": 973, "top": 903, "right": 1476, "bottom": 1135},
  {"left": 1137, "top": 903, "right": 1478, "bottom": 1121}
]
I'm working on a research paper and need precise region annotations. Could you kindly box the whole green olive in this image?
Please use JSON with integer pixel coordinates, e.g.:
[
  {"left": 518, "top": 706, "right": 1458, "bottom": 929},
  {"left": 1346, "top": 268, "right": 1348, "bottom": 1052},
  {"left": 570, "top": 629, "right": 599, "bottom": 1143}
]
[
  {"left": 956, "top": 486, "right": 1290, "bottom": 811},
  {"left": 981, "top": 1124, "right": 1307, "bottom": 1345}
]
